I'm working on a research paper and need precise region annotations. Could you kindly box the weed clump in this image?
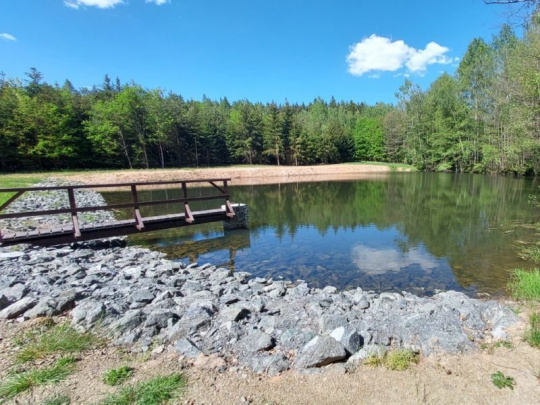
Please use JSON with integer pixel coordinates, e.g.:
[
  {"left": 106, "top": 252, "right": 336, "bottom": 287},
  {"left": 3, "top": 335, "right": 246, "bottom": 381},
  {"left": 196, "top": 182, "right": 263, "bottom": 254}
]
[
  {"left": 508, "top": 269, "right": 540, "bottom": 301},
  {"left": 363, "top": 349, "right": 419, "bottom": 371},
  {"left": 0, "top": 357, "right": 77, "bottom": 400},
  {"left": 383, "top": 349, "right": 419, "bottom": 371},
  {"left": 101, "top": 374, "right": 186, "bottom": 405},
  {"left": 491, "top": 371, "right": 515, "bottom": 390},
  {"left": 525, "top": 312, "right": 540, "bottom": 348},
  {"left": 102, "top": 366, "right": 134, "bottom": 386},
  {"left": 520, "top": 246, "right": 540, "bottom": 264},
  {"left": 15, "top": 321, "right": 103, "bottom": 363},
  {"left": 42, "top": 393, "right": 71, "bottom": 405}
]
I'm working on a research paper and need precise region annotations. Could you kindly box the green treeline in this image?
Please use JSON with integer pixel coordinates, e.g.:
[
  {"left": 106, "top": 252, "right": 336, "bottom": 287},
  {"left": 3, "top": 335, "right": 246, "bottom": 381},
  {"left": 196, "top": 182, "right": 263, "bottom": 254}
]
[{"left": 1, "top": 20, "right": 540, "bottom": 174}]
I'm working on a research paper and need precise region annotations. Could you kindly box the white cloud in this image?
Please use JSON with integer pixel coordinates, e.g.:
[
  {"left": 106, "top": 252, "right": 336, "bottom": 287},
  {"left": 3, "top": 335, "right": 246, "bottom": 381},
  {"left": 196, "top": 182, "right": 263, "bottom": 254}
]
[
  {"left": 145, "top": 0, "right": 170, "bottom": 4},
  {"left": 0, "top": 33, "right": 16, "bottom": 41},
  {"left": 405, "top": 42, "right": 451, "bottom": 72},
  {"left": 64, "top": 0, "right": 124, "bottom": 9},
  {"left": 347, "top": 34, "right": 452, "bottom": 77}
]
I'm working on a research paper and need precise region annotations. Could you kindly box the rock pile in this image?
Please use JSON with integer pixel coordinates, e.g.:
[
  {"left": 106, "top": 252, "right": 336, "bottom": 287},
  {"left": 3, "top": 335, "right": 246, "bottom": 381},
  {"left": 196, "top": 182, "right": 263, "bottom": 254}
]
[{"left": 0, "top": 180, "right": 521, "bottom": 374}]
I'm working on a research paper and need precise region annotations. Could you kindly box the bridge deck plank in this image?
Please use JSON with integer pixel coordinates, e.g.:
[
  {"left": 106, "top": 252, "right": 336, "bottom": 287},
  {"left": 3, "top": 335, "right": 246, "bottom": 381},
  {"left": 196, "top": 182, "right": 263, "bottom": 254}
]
[{"left": 1, "top": 208, "right": 227, "bottom": 245}]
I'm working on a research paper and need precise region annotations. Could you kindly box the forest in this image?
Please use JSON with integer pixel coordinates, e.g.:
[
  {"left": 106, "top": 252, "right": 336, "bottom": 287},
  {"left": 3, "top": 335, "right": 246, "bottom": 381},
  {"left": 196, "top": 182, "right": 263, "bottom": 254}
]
[{"left": 1, "top": 16, "right": 540, "bottom": 175}]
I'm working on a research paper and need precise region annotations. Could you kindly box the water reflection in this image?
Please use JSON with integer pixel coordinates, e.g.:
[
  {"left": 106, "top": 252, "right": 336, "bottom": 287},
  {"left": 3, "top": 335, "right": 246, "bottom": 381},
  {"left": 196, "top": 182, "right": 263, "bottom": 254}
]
[
  {"left": 351, "top": 244, "right": 439, "bottom": 275},
  {"left": 102, "top": 173, "right": 540, "bottom": 296}
]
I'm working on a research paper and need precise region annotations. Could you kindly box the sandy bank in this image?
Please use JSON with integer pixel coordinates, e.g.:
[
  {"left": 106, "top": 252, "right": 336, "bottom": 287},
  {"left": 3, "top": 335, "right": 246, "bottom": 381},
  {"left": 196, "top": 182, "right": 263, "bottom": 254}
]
[{"left": 55, "top": 164, "right": 412, "bottom": 187}]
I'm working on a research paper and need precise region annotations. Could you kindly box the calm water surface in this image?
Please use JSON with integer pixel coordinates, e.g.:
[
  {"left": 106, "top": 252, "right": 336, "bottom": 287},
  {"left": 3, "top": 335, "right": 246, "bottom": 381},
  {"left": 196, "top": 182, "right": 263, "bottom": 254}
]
[{"left": 103, "top": 173, "right": 540, "bottom": 296}]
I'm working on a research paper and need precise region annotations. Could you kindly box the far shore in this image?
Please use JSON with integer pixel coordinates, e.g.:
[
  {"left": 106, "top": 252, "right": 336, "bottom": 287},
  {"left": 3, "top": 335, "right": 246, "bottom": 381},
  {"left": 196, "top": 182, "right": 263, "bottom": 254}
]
[{"left": 49, "top": 163, "right": 414, "bottom": 187}]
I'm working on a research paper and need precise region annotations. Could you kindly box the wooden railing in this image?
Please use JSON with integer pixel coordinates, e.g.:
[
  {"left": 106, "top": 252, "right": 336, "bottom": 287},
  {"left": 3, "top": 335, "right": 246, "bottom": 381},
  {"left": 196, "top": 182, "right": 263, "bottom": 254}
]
[{"left": 0, "top": 179, "right": 235, "bottom": 243}]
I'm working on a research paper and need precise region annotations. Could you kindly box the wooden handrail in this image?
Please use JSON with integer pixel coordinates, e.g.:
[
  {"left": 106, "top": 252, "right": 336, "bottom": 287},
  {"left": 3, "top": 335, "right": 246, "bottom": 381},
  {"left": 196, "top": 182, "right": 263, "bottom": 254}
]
[
  {"left": 0, "top": 178, "right": 233, "bottom": 193},
  {"left": 0, "top": 179, "right": 235, "bottom": 241}
]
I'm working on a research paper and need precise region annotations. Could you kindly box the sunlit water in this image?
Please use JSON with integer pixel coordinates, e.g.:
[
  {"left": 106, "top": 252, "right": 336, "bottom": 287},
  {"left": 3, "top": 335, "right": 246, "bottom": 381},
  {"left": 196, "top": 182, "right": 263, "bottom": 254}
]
[{"left": 102, "top": 173, "right": 540, "bottom": 296}]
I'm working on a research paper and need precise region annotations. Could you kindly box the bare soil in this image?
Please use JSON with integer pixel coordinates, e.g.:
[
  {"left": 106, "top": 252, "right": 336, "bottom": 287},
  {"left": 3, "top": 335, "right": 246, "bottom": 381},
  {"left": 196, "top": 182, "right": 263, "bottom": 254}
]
[
  {"left": 1, "top": 312, "right": 539, "bottom": 405},
  {"left": 54, "top": 164, "right": 411, "bottom": 187}
]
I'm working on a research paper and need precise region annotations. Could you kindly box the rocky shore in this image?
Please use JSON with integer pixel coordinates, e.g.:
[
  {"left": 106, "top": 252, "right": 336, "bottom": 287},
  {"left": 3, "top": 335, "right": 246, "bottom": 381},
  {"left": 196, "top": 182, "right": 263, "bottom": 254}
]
[{"left": 0, "top": 181, "right": 520, "bottom": 375}]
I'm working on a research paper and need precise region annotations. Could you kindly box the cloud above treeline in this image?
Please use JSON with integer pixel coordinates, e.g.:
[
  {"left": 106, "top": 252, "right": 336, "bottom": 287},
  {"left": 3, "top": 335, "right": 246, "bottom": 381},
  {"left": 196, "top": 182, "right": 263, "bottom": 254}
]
[
  {"left": 0, "top": 33, "right": 16, "bottom": 41},
  {"left": 347, "top": 34, "right": 455, "bottom": 77},
  {"left": 64, "top": 0, "right": 170, "bottom": 9}
]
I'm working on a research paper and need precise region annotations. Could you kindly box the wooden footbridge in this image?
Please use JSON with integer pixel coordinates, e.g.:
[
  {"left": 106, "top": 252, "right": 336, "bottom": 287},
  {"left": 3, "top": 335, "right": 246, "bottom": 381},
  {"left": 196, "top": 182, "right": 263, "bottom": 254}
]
[{"left": 0, "top": 179, "right": 236, "bottom": 246}]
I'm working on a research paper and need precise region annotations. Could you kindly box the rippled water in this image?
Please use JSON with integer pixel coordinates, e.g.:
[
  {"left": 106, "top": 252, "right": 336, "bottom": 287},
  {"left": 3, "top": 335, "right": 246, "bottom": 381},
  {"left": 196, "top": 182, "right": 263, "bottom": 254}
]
[{"left": 102, "top": 173, "right": 540, "bottom": 296}]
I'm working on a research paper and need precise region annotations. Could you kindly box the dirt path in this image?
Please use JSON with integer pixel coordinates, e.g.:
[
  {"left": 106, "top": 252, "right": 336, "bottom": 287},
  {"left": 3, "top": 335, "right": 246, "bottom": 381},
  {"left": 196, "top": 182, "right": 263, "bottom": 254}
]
[
  {"left": 54, "top": 164, "right": 411, "bottom": 186},
  {"left": 2, "top": 315, "right": 539, "bottom": 405}
]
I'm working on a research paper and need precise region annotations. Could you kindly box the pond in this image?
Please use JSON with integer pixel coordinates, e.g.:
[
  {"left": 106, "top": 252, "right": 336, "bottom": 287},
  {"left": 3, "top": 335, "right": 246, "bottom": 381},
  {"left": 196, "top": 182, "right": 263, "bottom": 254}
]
[{"left": 102, "top": 172, "right": 540, "bottom": 296}]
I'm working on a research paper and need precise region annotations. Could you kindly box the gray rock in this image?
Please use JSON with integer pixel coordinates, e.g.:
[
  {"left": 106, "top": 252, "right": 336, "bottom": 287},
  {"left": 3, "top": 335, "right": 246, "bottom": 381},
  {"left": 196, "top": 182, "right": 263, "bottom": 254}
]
[
  {"left": 488, "top": 306, "right": 520, "bottom": 340},
  {"left": 110, "top": 310, "right": 144, "bottom": 336},
  {"left": 55, "top": 289, "right": 78, "bottom": 312},
  {"left": 330, "top": 326, "right": 363, "bottom": 354},
  {"left": 0, "top": 297, "right": 37, "bottom": 319},
  {"left": 323, "top": 286, "right": 338, "bottom": 294},
  {"left": 219, "top": 305, "right": 250, "bottom": 322},
  {"left": 181, "top": 280, "right": 205, "bottom": 294},
  {"left": 25, "top": 297, "right": 58, "bottom": 318},
  {"left": 249, "top": 354, "right": 289, "bottom": 375},
  {"left": 241, "top": 330, "right": 275, "bottom": 352},
  {"left": 0, "top": 284, "right": 28, "bottom": 303},
  {"left": 70, "top": 249, "right": 93, "bottom": 260},
  {"left": 175, "top": 338, "right": 202, "bottom": 358},
  {"left": 348, "top": 344, "right": 387, "bottom": 364},
  {"left": 0, "top": 251, "right": 26, "bottom": 261},
  {"left": 319, "top": 314, "right": 348, "bottom": 333},
  {"left": 356, "top": 295, "right": 370, "bottom": 310},
  {"left": 280, "top": 329, "right": 317, "bottom": 351},
  {"left": 295, "top": 335, "right": 347, "bottom": 368},
  {"left": 129, "top": 290, "right": 155, "bottom": 304},
  {"left": 145, "top": 310, "right": 178, "bottom": 329},
  {"left": 0, "top": 295, "right": 9, "bottom": 310}
]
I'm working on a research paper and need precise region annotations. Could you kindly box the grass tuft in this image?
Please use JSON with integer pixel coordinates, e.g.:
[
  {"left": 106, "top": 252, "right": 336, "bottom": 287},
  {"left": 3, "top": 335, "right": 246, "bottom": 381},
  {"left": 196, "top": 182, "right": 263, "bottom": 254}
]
[
  {"left": 520, "top": 246, "right": 540, "bottom": 264},
  {"left": 524, "top": 312, "right": 540, "bottom": 348},
  {"left": 42, "top": 393, "right": 71, "bottom": 405},
  {"left": 102, "top": 366, "right": 134, "bottom": 387},
  {"left": 0, "top": 356, "right": 77, "bottom": 400},
  {"left": 508, "top": 269, "right": 540, "bottom": 301},
  {"left": 491, "top": 371, "right": 515, "bottom": 390},
  {"left": 362, "top": 349, "right": 418, "bottom": 371},
  {"left": 480, "top": 340, "right": 514, "bottom": 353},
  {"left": 100, "top": 374, "right": 186, "bottom": 405},
  {"left": 383, "top": 349, "right": 419, "bottom": 371},
  {"left": 16, "top": 322, "right": 102, "bottom": 363},
  {"left": 363, "top": 354, "right": 383, "bottom": 367}
]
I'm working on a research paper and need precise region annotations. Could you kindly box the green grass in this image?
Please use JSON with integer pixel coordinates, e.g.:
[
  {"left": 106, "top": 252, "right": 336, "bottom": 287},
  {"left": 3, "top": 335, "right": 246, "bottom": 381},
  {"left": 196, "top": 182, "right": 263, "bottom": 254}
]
[
  {"left": 520, "top": 246, "right": 540, "bottom": 264},
  {"left": 0, "top": 174, "right": 44, "bottom": 206},
  {"left": 363, "top": 354, "right": 383, "bottom": 367},
  {"left": 524, "top": 312, "right": 540, "bottom": 348},
  {"left": 102, "top": 366, "right": 134, "bottom": 387},
  {"left": 100, "top": 374, "right": 186, "bottom": 405},
  {"left": 480, "top": 340, "right": 514, "bottom": 353},
  {"left": 363, "top": 349, "right": 419, "bottom": 371},
  {"left": 42, "top": 393, "right": 71, "bottom": 405},
  {"left": 0, "top": 357, "right": 77, "bottom": 400},
  {"left": 491, "top": 371, "right": 515, "bottom": 390},
  {"left": 383, "top": 349, "right": 419, "bottom": 371},
  {"left": 15, "top": 322, "right": 103, "bottom": 363},
  {"left": 508, "top": 269, "right": 540, "bottom": 301}
]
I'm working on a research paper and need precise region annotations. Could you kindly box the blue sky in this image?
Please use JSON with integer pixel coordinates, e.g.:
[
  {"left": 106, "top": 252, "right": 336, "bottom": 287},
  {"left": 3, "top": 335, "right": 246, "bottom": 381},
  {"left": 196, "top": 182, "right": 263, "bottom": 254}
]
[{"left": 0, "top": 0, "right": 511, "bottom": 105}]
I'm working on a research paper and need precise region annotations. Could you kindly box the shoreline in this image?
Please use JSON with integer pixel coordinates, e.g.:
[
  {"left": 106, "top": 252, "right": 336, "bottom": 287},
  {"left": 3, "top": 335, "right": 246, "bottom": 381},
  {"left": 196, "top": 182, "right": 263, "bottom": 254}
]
[
  {"left": 52, "top": 164, "right": 413, "bottom": 187},
  {"left": 1, "top": 179, "right": 539, "bottom": 403},
  {"left": 0, "top": 181, "right": 523, "bottom": 363}
]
